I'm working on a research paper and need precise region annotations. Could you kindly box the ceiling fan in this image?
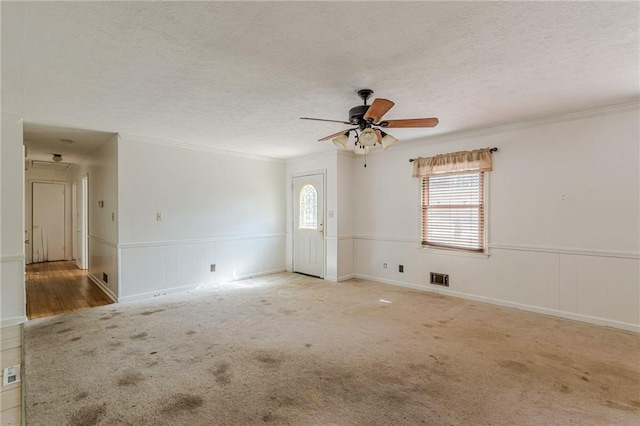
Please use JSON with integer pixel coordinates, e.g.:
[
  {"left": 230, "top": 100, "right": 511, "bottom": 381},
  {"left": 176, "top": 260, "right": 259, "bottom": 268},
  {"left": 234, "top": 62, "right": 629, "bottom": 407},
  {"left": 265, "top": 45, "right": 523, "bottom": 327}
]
[{"left": 300, "top": 89, "right": 439, "bottom": 154}]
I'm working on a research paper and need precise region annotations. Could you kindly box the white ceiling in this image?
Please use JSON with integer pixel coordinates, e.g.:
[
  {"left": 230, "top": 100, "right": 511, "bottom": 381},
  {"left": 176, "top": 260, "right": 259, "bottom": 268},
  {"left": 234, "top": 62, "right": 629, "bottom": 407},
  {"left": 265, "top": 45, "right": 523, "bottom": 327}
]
[{"left": 2, "top": 2, "right": 638, "bottom": 159}]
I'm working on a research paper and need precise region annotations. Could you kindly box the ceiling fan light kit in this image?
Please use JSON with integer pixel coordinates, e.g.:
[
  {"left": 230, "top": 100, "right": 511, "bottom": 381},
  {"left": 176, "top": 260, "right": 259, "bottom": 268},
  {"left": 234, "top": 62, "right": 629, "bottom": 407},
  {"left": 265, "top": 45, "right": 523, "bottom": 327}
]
[{"left": 301, "top": 89, "right": 439, "bottom": 165}]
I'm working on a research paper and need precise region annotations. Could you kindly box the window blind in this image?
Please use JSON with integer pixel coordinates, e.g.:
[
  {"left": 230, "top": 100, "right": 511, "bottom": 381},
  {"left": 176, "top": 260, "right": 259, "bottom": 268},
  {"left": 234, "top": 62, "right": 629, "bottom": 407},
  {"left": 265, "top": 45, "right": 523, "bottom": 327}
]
[{"left": 422, "top": 172, "right": 484, "bottom": 251}]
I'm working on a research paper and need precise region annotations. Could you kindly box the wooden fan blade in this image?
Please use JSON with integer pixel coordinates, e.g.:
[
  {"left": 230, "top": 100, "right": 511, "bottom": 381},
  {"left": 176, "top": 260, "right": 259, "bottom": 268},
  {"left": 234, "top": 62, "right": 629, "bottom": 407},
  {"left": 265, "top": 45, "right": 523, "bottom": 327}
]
[
  {"left": 300, "top": 117, "right": 351, "bottom": 125},
  {"left": 379, "top": 118, "right": 439, "bottom": 128},
  {"left": 318, "top": 129, "right": 352, "bottom": 142},
  {"left": 363, "top": 98, "right": 395, "bottom": 122}
]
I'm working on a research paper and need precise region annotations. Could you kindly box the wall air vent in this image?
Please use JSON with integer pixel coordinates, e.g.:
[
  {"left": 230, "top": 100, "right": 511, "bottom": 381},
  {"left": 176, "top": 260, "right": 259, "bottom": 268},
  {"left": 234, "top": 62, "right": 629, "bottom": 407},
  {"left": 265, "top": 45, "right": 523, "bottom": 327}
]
[
  {"left": 31, "top": 160, "right": 73, "bottom": 171},
  {"left": 430, "top": 272, "right": 449, "bottom": 287}
]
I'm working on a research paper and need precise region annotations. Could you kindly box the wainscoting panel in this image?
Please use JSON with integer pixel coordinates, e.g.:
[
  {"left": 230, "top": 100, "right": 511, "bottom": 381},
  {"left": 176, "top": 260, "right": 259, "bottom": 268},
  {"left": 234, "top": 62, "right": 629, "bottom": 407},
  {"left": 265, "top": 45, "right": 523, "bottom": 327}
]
[
  {"left": 354, "top": 237, "right": 639, "bottom": 331},
  {"left": 119, "top": 235, "right": 286, "bottom": 301}
]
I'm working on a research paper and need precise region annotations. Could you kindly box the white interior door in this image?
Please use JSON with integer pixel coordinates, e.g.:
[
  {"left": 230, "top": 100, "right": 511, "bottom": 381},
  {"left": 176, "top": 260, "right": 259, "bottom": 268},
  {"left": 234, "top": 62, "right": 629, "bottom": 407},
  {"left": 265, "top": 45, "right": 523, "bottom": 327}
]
[
  {"left": 293, "top": 174, "right": 325, "bottom": 278},
  {"left": 32, "top": 182, "right": 66, "bottom": 263}
]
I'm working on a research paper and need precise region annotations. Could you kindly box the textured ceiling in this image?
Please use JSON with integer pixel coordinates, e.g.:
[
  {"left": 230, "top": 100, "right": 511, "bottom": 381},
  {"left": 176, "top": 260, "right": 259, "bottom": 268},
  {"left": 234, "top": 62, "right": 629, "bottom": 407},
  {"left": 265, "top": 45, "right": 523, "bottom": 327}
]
[{"left": 2, "top": 2, "right": 638, "bottom": 159}]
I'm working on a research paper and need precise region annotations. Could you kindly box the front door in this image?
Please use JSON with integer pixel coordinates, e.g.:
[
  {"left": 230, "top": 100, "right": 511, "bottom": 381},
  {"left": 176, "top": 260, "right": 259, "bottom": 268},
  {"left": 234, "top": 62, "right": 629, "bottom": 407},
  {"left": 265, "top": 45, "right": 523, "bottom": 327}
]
[
  {"left": 293, "top": 174, "right": 324, "bottom": 278},
  {"left": 32, "top": 182, "right": 66, "bottom": 263}
]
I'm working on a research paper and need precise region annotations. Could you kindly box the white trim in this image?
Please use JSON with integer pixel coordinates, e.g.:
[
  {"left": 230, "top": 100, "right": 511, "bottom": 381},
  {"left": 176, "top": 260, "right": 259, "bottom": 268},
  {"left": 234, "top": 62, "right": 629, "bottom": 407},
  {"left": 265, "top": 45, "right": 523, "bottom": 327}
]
[
  {"left": 354, "top": 274, "right": 639, "bottom": 333},
  {"left": 88, "top": 273, "right": 118, "bottom": 303},
  {"left": 370, "top": 101, "right": 640, "bottom": 155},
  {"left": 119, "top": 133, "right": 284, "bottom": 164},
  {"left": 324, "top": 275, "right": 338, "bottom": 282},
  {"left": 118, "top": 268, "right": 286, "bottom": 303},
  {"left": 118, "top": 233, "right": 286, "bottom": 249},
  {"left": 489, "top": 243, "right": 639, "bottom": 259},
  {"left": 354, "top": 235, "right": 419, "bottom": 244},
  {"left": 416, "top": 246, "right": 490, "bottom": 259},
  {"left": 88, "top": 235, "right": 118, "bottom": 248},
  {"left": 1, "top": 317, "right": 28, "bottom": 328},
  {"left": 338, "top": 274, "right": 355, "bottom": 282},
  {"left": 0, "top": 255, "right": 25, "bottom": 262},
  {"left": 353, "top": 236, "right": 639, "bottom": 260},
  {"left": 233, "top": 268, "right": 286, "bottom": 281},
  {"left": 337, "top": 235, "right": 355, "bottom": 241}
]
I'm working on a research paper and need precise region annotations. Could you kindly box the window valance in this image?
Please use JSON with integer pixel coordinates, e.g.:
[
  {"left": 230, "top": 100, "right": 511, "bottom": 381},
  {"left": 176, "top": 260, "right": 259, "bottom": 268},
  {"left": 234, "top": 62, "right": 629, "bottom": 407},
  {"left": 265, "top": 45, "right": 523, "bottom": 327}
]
[{"left": 412, "top": 148, "right": 493, "bottom": 178}]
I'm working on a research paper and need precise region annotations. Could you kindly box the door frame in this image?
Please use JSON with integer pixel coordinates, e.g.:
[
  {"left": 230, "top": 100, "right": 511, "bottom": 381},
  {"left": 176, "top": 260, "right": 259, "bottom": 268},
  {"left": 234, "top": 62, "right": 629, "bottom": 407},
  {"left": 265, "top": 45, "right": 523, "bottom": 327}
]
[
  {"left": 291, "top": 170, "right": 326, "bottom": 279},
  {"left": 26, "top": 179, "right": 70, "bottom": 264}
]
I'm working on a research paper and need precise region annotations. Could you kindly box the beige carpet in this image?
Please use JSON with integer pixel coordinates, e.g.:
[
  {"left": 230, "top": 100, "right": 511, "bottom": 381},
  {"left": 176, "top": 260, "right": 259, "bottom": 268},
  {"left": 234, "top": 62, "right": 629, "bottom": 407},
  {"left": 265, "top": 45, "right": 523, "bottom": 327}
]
[{"left": 24, "top": 273, "right": 639, "bottom": 425}]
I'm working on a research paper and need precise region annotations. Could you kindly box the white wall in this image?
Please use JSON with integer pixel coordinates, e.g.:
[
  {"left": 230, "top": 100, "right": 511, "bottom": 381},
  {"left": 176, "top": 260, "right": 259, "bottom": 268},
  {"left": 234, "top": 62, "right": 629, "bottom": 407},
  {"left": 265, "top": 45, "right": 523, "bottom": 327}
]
[
  {"left": 1, "top": 114, "right": 26, "bottom": 326},
  {"left": 351, "top": 105, "right": 640, "bottom": 331},
  {"left": 74, "top": 135, "right": 119, "bottom": 300},
  {"left": 117, "top": 137, "right": 286, "bottom": 301},
  {"left": 25, "top": 166, "right": 75, "bottom": 264}
]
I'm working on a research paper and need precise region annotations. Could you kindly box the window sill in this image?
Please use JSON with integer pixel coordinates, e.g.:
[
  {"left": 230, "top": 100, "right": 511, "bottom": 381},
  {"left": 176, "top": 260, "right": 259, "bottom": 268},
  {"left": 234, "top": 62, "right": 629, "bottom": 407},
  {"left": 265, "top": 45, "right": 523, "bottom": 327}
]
[{"left": 416, "top": 245, "right": 490, "bottom": 259}]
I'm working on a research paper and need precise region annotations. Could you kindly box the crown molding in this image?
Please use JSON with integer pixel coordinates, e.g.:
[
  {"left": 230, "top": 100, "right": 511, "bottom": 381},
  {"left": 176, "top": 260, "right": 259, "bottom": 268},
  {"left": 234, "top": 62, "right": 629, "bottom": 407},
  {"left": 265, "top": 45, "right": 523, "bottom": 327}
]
[
  {"left": 119, "top": 132, "right": 285, "bottom": 164},
  {"left": 373, "top": 101, "right": 640, "bottom": 155}
]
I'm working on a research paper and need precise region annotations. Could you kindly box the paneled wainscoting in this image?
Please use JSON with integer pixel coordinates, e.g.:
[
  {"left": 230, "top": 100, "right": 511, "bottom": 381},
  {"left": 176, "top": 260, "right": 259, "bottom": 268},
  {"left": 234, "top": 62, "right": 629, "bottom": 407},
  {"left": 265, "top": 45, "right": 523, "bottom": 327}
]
[
  {"left": 354, "top": 236, "right": 640, "bottom": 332},
  {"left": 119, "top": 234, "right": 286, "bottom": 301}
]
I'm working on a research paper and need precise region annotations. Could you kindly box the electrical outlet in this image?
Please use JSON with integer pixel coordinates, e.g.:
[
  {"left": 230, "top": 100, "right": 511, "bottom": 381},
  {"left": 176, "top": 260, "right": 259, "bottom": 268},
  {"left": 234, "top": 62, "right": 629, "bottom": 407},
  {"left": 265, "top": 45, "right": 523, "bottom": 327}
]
[
  {"left": 399, "top": 265, "right": 404, "bottom": 273},
  {"left": 103, "top": 272, "right": 108, "bottom": 283},
  {"left": 210, "top": 264, "right": 216, "bottom": 272},
  {"left": 3, "top": 365, "right": 20, "bottom": 386},
  {"left": 383, "top": 263, "right": 387, "bottom": 269}
]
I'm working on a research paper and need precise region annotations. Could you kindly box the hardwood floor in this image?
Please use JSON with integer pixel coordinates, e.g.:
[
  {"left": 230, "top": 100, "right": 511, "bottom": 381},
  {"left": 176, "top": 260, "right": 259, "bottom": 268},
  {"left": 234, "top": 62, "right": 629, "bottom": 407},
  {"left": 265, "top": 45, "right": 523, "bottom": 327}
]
[{"left": 26, "top": 261, "right": 113, "bottom": 319}]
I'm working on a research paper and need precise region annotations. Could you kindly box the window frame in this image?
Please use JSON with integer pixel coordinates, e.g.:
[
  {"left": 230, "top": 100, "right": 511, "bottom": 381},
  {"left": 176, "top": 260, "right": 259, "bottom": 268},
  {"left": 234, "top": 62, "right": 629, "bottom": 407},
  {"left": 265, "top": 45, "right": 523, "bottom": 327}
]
[{"left": 419, "top": 171, "right": 489, "bottom": 255}]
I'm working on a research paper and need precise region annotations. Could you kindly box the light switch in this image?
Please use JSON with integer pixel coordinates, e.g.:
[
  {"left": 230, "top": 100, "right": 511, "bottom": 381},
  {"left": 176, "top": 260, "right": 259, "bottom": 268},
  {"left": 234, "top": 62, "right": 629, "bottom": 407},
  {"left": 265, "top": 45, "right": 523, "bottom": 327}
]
[{"left": 156, "top": 212, "right": 162, "bottom": 221}]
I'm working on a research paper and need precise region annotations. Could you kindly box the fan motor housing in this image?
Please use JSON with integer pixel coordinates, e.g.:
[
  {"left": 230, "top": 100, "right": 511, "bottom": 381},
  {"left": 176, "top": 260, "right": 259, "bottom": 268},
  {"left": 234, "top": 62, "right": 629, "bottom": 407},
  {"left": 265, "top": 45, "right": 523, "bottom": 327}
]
[{"left": 349, "top": 105, "right": 370, "bottom": 125}]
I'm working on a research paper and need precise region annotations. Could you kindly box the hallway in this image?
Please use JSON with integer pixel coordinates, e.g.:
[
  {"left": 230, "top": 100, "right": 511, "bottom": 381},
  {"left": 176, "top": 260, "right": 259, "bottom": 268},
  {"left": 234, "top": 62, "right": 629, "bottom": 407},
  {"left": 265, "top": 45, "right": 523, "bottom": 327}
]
[{"left": 26, "top": 261, "right": 113, "bottom": 319}]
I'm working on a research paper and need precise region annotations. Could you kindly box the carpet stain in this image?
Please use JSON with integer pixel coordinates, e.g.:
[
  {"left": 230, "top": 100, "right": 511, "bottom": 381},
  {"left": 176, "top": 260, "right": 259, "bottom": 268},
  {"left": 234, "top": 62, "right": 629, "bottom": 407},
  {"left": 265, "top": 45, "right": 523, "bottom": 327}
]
[
  {"left": 605, "top": 400, "right": 639, "bottom": 412},
  {"left": 117, "top": 372, "right": 145, "bottom": 386},
  {"left": 160, "top": 394, "right": 203, "bottom": 415},
  {"left": 186, "top": 330, "right": 197, "bottom": 336},
  {"left": 560, "top": 385, "right": 571, "bottom": 394},
  {"left": 105, "top": 325, "right": 118, "bottom": 329},
  {"left": 130, "top": 332, "right": 148, "bottom": 340},
  {"left": 57, "top": 328, "right": 73, "bottom": 334},
  {"left": 53, "top": 321, "right": 65, "bottom": 325},
  {"left": 140, "top": 309, "right": 165, "bottom": 316},
  {"left": 70, "top": 337, "right": 81, "bottom": 341},
  {"left": 256, "top": 353, "right": 283, "bottom": 367},
  {"left": 497, "top": 360, "right": 528, "bottom": 373},
  {"left": 80, "top": 349, "right": 96, "bottom": 357},
  {"left": 98, "top": 316, "right": 112, "bottom": 321},
  {"left": 279, "top": 309, "right": 296, "bottom": 315},
  {"left": 211, "top": 362, "right": 231, "bottom": 385},
  {"left": 68, "top": 404, "right": 106, "bottom": 426},
  {"left": 581, "top": 376, "right": 590, "bottom": 382},
  {"left": 74, "top": 391, "right": 89, "bottom": 401},
  {"left": 109, "top": 342, "right": 122, "bottom": 347},
  {"left": 305, "top": 343, "right": 312, "bottom": 348}
]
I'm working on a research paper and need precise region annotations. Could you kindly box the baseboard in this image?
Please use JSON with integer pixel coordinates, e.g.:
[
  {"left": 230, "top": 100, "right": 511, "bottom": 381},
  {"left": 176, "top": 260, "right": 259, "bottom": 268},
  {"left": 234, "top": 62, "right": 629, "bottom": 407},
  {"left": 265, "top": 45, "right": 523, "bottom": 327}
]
[
  {"left": 338, "top": 274, "right": 355, "bottom": 282},
  {"left": 119, "top": 269, "right": 287, "bottom": 303},
  {"left": 324, "top": 275, "right": 338, "bottom": 282},
  {"left": 1, "top": 316, "right": 27, "bottom": 328},
  {"left": 88, "top": 273, "right": 118, "bottom": 303},
  {"left": 354, "top": 274, "right": 640, "bottom": 333},
  {"left": 234, "top": 268, "right": 286, "bottom": 281}
]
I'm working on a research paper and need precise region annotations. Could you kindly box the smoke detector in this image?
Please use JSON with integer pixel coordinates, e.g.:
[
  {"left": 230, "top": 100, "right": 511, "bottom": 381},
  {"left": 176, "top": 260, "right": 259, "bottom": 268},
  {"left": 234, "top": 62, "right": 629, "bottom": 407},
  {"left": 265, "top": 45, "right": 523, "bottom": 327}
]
[{"left": 52, "top": 153, "right": 63, "bottom": 162}]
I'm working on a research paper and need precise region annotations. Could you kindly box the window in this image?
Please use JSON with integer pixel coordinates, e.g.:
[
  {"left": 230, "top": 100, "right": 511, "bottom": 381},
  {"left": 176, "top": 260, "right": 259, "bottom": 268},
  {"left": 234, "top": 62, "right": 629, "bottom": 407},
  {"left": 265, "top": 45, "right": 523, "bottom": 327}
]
[
  {"left": 421, "top": 172, "right": 485, "bottom": 251},
  {"left": 298, "top": 184, "right": 317, "bottom": 229}
]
